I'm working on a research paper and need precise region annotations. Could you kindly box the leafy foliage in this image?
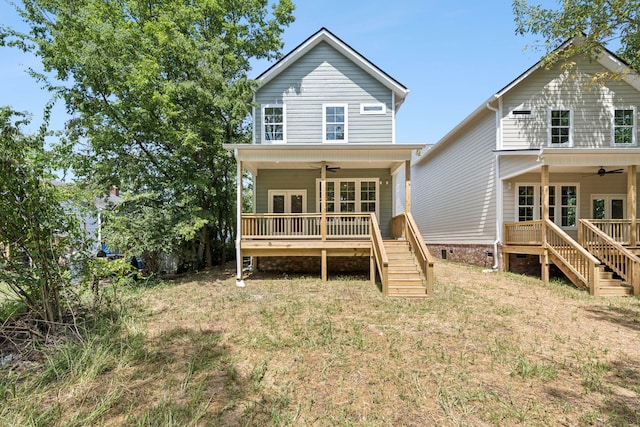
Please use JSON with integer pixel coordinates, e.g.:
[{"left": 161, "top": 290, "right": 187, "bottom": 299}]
[
  {"left": 1, "top": 0, "right": 295, "bottom": 269},
  {"left": 0, "top": 106, "right": 81, "bottom": 325},
  {"left": 513, "top": 0, "right": 640, "bottom": 70}
]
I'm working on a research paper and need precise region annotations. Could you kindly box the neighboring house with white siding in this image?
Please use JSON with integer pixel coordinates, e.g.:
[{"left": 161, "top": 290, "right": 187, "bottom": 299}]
[
  {"left": 224, "top": 28, "right": 434, "bottom": 296},
  {"left": 412, "top": 37, "right": 640, "bottom": 296}
]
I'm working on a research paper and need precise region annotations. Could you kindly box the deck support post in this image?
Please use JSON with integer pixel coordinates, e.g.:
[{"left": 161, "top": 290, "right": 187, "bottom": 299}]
[
  {"left": 321, "top": 249, "right": 327, "bottom": 282},
  {"left": 629, "top": 165, "right": 637, "bottom": 248},
  {"left": 541, "top": 165, "right": 550, "bottom": 283},
  {"left": 235, "top": 156, "right": 245, "bottom": 287},
  {"left": 321, "top": 161, "right": 327, "bottom": 241},
  {"left": 370, "top": 253, "right": 376, "bottom": 284}
]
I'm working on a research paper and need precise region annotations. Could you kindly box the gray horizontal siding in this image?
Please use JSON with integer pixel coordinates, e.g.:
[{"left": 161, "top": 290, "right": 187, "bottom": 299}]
[
  {"left": 255, "top": 168, "right": 394, "bottom": 237},
  {"left": 255, "top": 42, "right": 393, "bottom": 144},
  {"left": 501, "top": 55, "right": 640, "bottom": 149},
  {"left": 412, "top": 111, "right": 498, "bottom": 244}
]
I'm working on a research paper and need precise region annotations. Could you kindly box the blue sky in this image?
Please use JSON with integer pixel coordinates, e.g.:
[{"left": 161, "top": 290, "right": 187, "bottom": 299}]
[{"left": 1, "top": 0, "right": 558, "bottom": 144}]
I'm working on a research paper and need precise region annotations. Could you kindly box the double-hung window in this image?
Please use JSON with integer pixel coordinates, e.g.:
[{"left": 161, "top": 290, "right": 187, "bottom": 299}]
[
  {"left": 263, "top": 105, "right": 285, "bottom": 143},
  {"left": 549, "top": 109, "right": 572, "bottom": 146},
  {"left": 323, "top": 104, "right": 347, "bottom": 142},
  {"left": 612, "top": 107, "right": 636, "bottom": 146}
]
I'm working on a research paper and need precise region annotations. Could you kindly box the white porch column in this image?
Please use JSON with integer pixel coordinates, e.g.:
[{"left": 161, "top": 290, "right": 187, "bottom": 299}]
[
  {"left": 405, "top": 160, "right": 411, "bottom": 214},
  {"left": 629, "top": 165, "right": 637, "bottom": 247},
  {"left": 235, "top": 156, "right": 245, "bottom": 287}
]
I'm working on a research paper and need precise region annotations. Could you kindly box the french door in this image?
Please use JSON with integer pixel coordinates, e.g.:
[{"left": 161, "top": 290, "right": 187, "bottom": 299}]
[{"left": 591, "top": 195, "right": 625, "bottom": 219}]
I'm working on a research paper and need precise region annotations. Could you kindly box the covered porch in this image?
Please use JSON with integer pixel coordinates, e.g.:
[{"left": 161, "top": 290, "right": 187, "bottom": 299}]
[
  {"left": 224, "top": 143, "right": 434, "bottom": 297},
  {"left": 501, "top": 151, "right": 640, "bottom": 296}
]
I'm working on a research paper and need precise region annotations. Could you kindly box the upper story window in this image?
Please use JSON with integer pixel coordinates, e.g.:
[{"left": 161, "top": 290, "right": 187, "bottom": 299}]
[
  {"left": 263, "top": 105, "right": 285, "bottom": 143},
  {"left": 323, "top": 104, "right": 348, "bottom": 142},
  {"left": 549, "top": 109, "right": 572, "bottom": 146},
  {"left": 612, "top": 107, "right": 636, "bottom": 146}
]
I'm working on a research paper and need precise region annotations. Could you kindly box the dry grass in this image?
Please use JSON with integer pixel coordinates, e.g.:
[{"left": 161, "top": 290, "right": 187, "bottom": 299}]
[{"left": 2, "top": 260, "right": 640, "bottom": 426}]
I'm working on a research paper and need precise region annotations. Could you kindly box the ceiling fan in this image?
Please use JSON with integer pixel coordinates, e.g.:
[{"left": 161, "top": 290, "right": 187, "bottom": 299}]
[
  {"left": 311, "top": 164, "right": 340, "bottom": 172},
  {"left": 596, "top": 166, "right": 623, "bottom": 176}
]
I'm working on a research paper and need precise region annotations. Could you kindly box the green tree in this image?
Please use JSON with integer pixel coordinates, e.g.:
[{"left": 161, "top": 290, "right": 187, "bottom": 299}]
[
  {"left": 1, "top": 0, "right": 294, "bottom": 270},
  {"left": 513, "top": 0, "right": 640, "bottom": 70},
  {"left": 0, "top": 106, "right": 82, "bottom": 325}
]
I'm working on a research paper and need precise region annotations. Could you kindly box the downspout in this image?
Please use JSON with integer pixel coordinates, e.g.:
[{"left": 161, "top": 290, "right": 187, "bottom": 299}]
[{"left": 486, "top": 101, "right": 501, "bottom": 270}]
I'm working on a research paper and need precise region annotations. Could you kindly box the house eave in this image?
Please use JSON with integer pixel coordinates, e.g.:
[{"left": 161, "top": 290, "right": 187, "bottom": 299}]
[{"left": 257, "top": 28, "right": 409, "bottom": 109}]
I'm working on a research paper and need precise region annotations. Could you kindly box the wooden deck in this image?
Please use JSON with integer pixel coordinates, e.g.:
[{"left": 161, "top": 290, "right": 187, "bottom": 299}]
[
  {"left": 239, "top": 212, "right": 435, "bottom": 297},
  {"left": 503, "top": 220, "right": 640, "bottom": 296}
]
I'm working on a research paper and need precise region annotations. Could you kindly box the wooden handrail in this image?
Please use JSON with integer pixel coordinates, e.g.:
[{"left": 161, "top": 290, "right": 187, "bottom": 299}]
[
  {"left": 391, "top": 213, "right": 435, "bottom": 295},
  {"left": 580, "top": 219, "right": 640, "bottom": 295},
  {"left": 369, "top": 213, "right": 389, "bottom": 295},
  {"left": 545, "top": 219, "right": 601, "bottom": 294}
]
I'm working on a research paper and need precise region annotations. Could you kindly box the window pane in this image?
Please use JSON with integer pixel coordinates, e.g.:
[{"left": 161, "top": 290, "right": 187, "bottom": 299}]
[
  {"left": 272, "top": 195, "right": 285, "bottom": 213},
  {"left": 340, "top": 181, "right": 355, "bottom": 212},
  {"left": 561, "top": 186, "right": 577, "bottom": 227},
  {"left": 592, "top": 198, "right": 605, "bottom": 220},
  {"left": 550, "top": 110, "right": 570, "bottom": 144},
  {"left": 360, "top": 181, "right": 376, "bottom": 212},
  {"left": 611, "top": 199, "right": 624, "bottom": 219},
  {"left": 264, "top": 107, "right": 284, "bottom": 141},
  {"left": 614, "top": 109, "right": 634, "bottom": 144},
  {"left": 325, "top": 106, "right": 345, "bottom": 141}
]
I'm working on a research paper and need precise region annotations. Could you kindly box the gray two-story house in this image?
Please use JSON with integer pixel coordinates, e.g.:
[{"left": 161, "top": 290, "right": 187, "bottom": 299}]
[
  {"left": 225, "top": 28, "right": 433, "bottom": 297},
  {"left": 412, "top": 37, "right": 640, "bottom": 296}
]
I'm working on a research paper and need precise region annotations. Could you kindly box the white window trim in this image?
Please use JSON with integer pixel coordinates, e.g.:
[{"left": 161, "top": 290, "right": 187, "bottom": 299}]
[
  {"left": 262, "top": 104, "right": 286, "bottom": 144},
  {"left": 611, "top": 106, "right": 637, "bottom": 146},
  {"left": 515, "top": 183, "right": 580, "bottom": 229},
  {"left": 315, "top": 178, "right": 379, "bottom": 218},
  {"left": 268, "top": 189, "right": 307, "bottom": 213},
  {"left": 360, "top": 103, "right": 386, "bottom": 115},
  {"left": 548, "top": 108, "right": 573, "bottom": 147},
  {"left": 322, "top": 103, "right": 348, "bottom": 143}
]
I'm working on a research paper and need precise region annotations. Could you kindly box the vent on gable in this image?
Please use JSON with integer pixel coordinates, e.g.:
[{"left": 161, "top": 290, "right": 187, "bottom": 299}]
[
  {"left": 360, "top": 103, "right": 386, "bottom": 115},
  {"left": 509, "top": 108, "right": 535, "bottom": 119}
]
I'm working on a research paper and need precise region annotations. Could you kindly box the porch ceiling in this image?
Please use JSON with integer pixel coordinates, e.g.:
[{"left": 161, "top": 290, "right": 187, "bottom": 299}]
[
  {"left": 224, "top": 143, "right": 425, "bottom": 175},
  {"left": 498, "top": 148, "right": 640, "bottom": 180}
]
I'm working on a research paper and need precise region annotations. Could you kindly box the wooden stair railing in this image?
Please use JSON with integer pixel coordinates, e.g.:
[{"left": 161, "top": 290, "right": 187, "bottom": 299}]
[
  {"left": 544, "top": 219, "right": 602, "bottom": 295},
  {"left": 579, "top": 219, "right": 640, "bottom": 296},
  {"left": 391, "top": 213, "right": 435, "bottom": 295},
  {"left": 369, "top": 213, "right": 389, "bottom": 295}
]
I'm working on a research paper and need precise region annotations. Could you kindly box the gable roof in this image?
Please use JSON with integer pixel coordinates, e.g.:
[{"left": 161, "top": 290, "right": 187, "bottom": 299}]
[
  {"left": 257, "top": 27, "right": 410, "bottom": 110},
  {"left": 414, "top": 37, "right": 640, "bottom": 165}
]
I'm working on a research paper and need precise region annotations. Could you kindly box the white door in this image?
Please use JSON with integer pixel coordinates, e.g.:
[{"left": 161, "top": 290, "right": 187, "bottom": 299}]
[{"left": 591, "top": 195, "right": 626, "bottom": 219}]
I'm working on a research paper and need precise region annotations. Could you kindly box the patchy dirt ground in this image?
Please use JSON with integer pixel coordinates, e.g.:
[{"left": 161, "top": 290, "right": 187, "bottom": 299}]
[
  {"left": 128, "top": 260, "right": 640, "bottom": 426},
  {"left": 3, "top": 260, "right": 639, "bottom": 426}
]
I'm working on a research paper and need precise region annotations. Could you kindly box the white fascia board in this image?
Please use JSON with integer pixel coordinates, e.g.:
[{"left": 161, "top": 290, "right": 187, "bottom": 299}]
[{"left": 596, "top": 52, "right": 640, "bottom": 91}]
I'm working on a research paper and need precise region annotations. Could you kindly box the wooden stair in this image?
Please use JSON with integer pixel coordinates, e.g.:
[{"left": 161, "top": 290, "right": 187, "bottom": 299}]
[
  {"left": 596, "top": 269, "right": 633, "bottom": 297},
  {"left": 383, "top": 240, "right": 427, "bottom": 297}
]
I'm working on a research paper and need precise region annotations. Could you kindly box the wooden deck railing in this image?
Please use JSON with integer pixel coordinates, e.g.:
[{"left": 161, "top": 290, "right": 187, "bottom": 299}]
[
  {"left": 391, "top": 213, "right": 435, "bottom": 295},
  {"left": 504, "top": 220, "right": 543, "bottom": 245},
  {"left": 369, "top": 213, "right": 389, "bottom": 295},
  {"left": 241, "top": 213, "right": 371, "bottom": 239},
  {"left": 587, "top": 220, "right": 631, "bottom": 245},
  {"left": 545, "top": 220, "right": 601, "bottom": 294},
  {"left": 579, "top": 220, "right": 640, "bottom": 295}
]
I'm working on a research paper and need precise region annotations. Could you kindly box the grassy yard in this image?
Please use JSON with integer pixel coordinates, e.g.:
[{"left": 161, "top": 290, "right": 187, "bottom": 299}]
[{"left": 1, "top": 260, "right": 640, "bottom": 426}]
